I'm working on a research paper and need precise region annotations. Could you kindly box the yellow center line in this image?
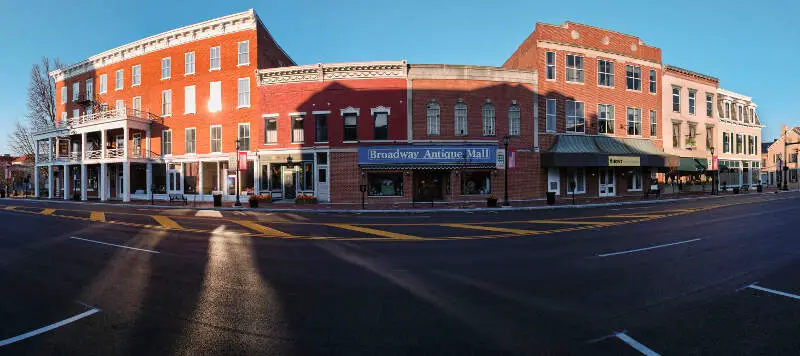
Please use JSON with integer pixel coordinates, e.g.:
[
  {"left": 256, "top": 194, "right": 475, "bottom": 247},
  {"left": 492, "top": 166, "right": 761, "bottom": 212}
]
[
  {"left": 4, "top": 206, "right": 15, "bottom": 210},
  {"left": 233, "top": 219, "right": 291, "bottom": 237},
  {"left": 152, "top": 215, "right": 182, "bottom": 229},
  {"left": 327, "top": 224, "right": 422, "bottom": 240},
  {"left": 440, "top": 223, "right": 541, "bottom": 235},
  {"left": 40, "top": 208, "right": 56, "bottom": 215},
  {"left": 527, "top": 219, "right": 613, "bottom": 225},
  {"left": 90, "top": 211, "right": 106, "bottom": 222}
]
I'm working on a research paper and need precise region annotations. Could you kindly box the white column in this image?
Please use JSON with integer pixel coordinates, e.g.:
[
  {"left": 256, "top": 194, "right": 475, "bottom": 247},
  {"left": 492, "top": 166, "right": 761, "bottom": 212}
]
[
  {"left": 146, "top": 126, "right": 151, "bottom": 158},
  {"left": 146, "top": 162, "right": 152, "bottom": 198},
  {"left": 63, "top": 164, "right": 69, "bottom": 200},
  {"left": 254, "top": 156, "right": 260, "bottom": 194},
  {"left": 180, "top": 162, "right": 185, "bottom": 194},
  {"left": 216, "top": 161, "right": 220, "bottom": 193},
  {"left": 123, "top": 126, "right": 129, "bottom": 159},
  {"left": 48, "top": 137, "right": 53, "bottom": 161},
  {"left": 198, "top": 162, "right": 204, "bottom": 200},
  {"left": 81, "top": 132, "right": 87, "bottom": 160},
  {"left": 101, "top": 130, "right": 107, "bottom": 159},
  {"left": 123, "top": 161, "right": 130, "bottom": 202},
  {"left": 34, "top": 140, "right": 40, "bottom": 197},
  {"left": 81, "top": 164, "right": 87, "bottom": 201},
  {"left": 100, "top": 163, "right": 107, "bottom": 201},
  {"left": 47, "top": 165, "right": 54, "bottom": 199}
]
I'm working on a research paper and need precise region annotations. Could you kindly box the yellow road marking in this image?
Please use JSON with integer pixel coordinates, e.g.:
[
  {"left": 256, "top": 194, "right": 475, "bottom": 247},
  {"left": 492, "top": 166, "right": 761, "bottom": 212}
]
[
  {"left": 152, "top": 215, "right": 182, "bottom": 229},
  {"left": 328, "top": 224, "right": 421, "bottom": 239},
  {"left": 90, "top": 211, "right": 105, "bottom": 222},
  {"left": 440, "top": 223, "right": 539, "bottom": 235},
  {"left": 40, "top": 208, "right": 56, "bottom": 215},
  {"left": 596, "top": 214, "right": 664, "bottom": 219},
  {"left": 233, "top": 220, "right": 290, "bottom": 237},
  {"left": 527, "top": 219, "right": 613, "bottom": 225},
  {"left": 4, "top": 206, "right": 16, "bottom": 210}
]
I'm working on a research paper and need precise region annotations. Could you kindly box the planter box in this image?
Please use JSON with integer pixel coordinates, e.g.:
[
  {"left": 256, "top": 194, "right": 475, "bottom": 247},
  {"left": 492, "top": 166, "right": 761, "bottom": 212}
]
[{"left": 487, "top": 199, "right": 498, "bottom": 207}]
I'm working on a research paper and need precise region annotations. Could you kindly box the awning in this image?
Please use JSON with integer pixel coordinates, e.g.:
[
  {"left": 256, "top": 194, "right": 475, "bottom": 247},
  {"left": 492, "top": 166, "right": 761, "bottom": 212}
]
[
  {"left": 360, "top": 163, "right": 496, "bottom": 170},
  {"left": 541, "top": 135, "right": 680, "bottom": 168},
  {"left": 677, "top": 157, "right": 708, "bottom": 172}
]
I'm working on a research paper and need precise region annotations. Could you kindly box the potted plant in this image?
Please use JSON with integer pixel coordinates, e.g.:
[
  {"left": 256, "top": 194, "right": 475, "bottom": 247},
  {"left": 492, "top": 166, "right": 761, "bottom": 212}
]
[
  {"left": 487, "top": 194, "right": 498, "bottom": 207},
  {"left": 248, "top": 195, "right": 259, "bottom": 208},
  {"left": 257, "top": 194, "right": 272, "bottom": 204},
  {"left": 295, "top": 194, "right": 318, "bottom": 204}
]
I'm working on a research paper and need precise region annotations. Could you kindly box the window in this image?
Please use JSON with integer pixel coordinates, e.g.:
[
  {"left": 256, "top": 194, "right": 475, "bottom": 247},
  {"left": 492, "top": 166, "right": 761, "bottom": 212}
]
[
  {"left": 545, "top": 98, "right": 556, "bottom": 132},
  {"left": 99, "top": 74, "right": 107, "bottom": 94},
  {"left": 508, "top": 104, "right": 521, "bottom": 136},
  {"left": 461, "top": 171, "right": 491, "bottom": 195},
  {"left": 546, "top": 51, "right": 556, "bottom": 80},
  {"left": 566, "top": 168, "right": 586, "bottom": 193},
  {"left": 426, "top": 102, "right": 440, "bottom": 136},
  {"left": 72, "top": 82, "right": 79, "bottom": 101},
  {"left": 688, "top": 90, "right": 696, "bottom": 115},
  {"left": 482, "top": 103, "right": 495, "bottom": 136},
  {"left": 61, "top": 112, "right": 67, "bottom": 123},
  {"left": 672, "top": 86, "right": 680, "bottom": 112},
  {"left": 367, "top": 173, "right": 403, "bottom": 196},
  {"left": 209, "top": 81, "right": 221, "bottom": 112},
  {"left": 565, "top": 100, "right": 585, "bottom": 133},
  {"left": 185, "top": 52, "right": 195, "bottom": 75},
  {"left": 73, "top": 109, "right": 80, "bottom": 118},
  {"left": 315, "top": 114, "right": 328, "bottom": 142},
  {"left": 598, "top": 104, "right": 615, "bottom": 134},
  {"left": 160, "top": 58, "right": 170, "bottom": 80},
  {"left": 161, "top": 90, "right": 172, "bottom": 116},
  {"left": 688, "top": 125, "right": 697, "bottom": 148},
  {"left": 238, "top": 123, "right": 250, "bottom": 151},
  {"left": 723, "top": 132, "right": 730, "bottom": 153},
  {"left": 454, "top": 102, "right": 467, "bottom": 136},
  {"left": 238, "top": 41, "right": 249, "bottom": 66},
  {"left": 61, "top": 86, "right": 67, "bottom": 104},
  {"left": 706, "top": 127, "right": 713, "bottom": 150},
  {"left": 185, "top": 128, "right": 196, "bottom": 154},
  {"left": 318, "top": 168, "right": 327, "bottom": 183},
  {"left": 292, "top": 115, "right": 305, "bottom": 143},
  {"left": 162, "top": 130, "right": 172, "bottom": 155},
  {"left": 115, "top": 69, "right": 123, "bottom": 90},
  {"left": 706, "top": 93, "right": 713, "bottom": 117},
  {"left": 209, "top": 46, "right": 220, "bottom": 70},
  {"left": 627, "top": 107, "right": 642, "bottom": 136},
  {"left": 565, "top": 54, "right": 584, "bottom": 83},
  {"left": 650, "top": 110, "right": 657, "bottom": 137},
  {"left": 754, "top": 136, "right": 758, "bottom": 155},
  {"left": 85, "top": 78, "right": 93, "bottom": 99},
  {"left": 626, "top": 65, "right": 641, "bottom": 90},
  {"left": 210, "top": 126, "right": 221, "bottom": 153},
  {"left": 184, "top": 86, "right": 196, "bottom": 114},
  {"left": 374, "top": 111, "right": 389, "bottom": 140},
  {"left": 132, "top": 96, "right": 141, "bottom": 113},
  {"left": 649, "top": 69, "right": 657, "bottom": 93},
  {"left": 724, "top": 102, "right": 731, "bottom": 119},
  {"left": 737, "top": 105, "right": 743, "bottom": 122},
  {"left": 597, "top": 59, "right": 614, "bottom": 87},
  {"left": 343, "top": 112, "right": 358, "bottom": 141},
  {"left": 265, "top": 118, "right": 277, "bottom": 144},
  {"left": 237, "top": 78, "right": 250, "bottom": 108},
  {"left": 672, "top": 123, "right": 680, "bottom": 148},
  {"left": 736, "top": 134, "right": 742, "bottom": 154},
  {"left": 628, "top": 168, "right": 643, "bottom": 191}
]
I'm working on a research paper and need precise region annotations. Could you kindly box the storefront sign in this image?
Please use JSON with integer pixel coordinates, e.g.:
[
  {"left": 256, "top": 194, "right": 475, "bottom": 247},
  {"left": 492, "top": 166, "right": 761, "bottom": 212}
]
[
  {"left": 608, "top": 156, "right": 640, "bottom": 167},
  {"left": 238, "top": 152, "right": 248, "bottom": 171},
  {"left": 358, "top": 145, "right": 497, "bottom": 165}
]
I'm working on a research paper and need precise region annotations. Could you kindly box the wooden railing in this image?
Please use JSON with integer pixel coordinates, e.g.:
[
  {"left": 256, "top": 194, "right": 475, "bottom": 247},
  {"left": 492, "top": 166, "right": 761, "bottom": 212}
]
[{"left": 106, "top": 148, "right": 124, "bottom": 159}]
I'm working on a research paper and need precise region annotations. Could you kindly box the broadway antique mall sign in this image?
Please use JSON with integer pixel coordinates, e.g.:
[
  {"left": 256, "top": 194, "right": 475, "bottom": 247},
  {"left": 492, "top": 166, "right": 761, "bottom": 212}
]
[{"left": 358, "top": 145, "right": 497, "bottom": 165}]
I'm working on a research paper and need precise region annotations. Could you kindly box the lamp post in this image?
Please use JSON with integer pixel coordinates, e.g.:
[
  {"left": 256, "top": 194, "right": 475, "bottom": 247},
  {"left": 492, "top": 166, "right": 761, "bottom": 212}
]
[
  {"left": 503, "top": 135, "right": 510, "bottom": 207},
  {"left": 234, "top": 139, "right": 242, "bottom": 207},
  {"left": 710, "top": 147, "right": 716, "bottom": 195}
]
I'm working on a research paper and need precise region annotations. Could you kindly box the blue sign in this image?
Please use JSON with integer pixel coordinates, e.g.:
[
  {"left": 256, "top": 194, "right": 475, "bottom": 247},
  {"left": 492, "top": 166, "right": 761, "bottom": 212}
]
[{"left": 358, "top": 145, "right": 497, "bottom": 165}]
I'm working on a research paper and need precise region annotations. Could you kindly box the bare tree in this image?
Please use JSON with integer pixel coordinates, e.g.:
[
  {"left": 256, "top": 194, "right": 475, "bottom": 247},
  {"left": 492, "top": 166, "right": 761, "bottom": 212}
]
[
  {"left": 7, "top": 57, "right": 62, "bottom": 157},
  {"left": 7, "top": 121, "right": 35, "bottom": 157}
]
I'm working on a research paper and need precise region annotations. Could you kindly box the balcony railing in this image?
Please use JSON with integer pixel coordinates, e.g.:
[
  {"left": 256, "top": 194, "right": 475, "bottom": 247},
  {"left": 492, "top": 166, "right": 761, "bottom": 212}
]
[
  {"left": 130, "top": 145, "right": 145, "bottom": 158},
  {"left": 106, "top": 148, "right": 124, "bottom": 159},
  {"left": 68, "top": 152, "right": 81, "bottom": 161},
  {"left": 85, "top": 150, "right": 102, "bottom": 160},
  {"left": 53, "top": 108, "right": 152, "bottom": 130}
]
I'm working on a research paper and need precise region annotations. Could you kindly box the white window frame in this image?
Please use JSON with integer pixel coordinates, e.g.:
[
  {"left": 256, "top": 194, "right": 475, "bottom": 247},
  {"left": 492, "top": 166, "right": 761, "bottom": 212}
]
[
  {"left": 160, "top": 58, "right": 170, "bottom": 80},
  {"left": 161, "top": 89, "right": 172, "bottom": 116},
  {"left": 209, "top": 46, "right": 221, "bottom": 71},
  {"left": 565, "top": 100, "right": 585, "bottom": 134},
  {"left": 237, "top": 41, "right": 250, "bottom": 66},
  {"left": 545, "top": 51, "right": 556, "bottom": 80},
  {"left": 210, "top": 125, "right": 222, "bottom": 153},
  {"left": 706, "top": 93, "right": 713, "bottom": 117},
  {"left": 508, "top": 104, "right": 521, "bottom": 136},
  {"left": 237, "top": 77, "right": 250, "bottom": 108},
  {"left": 265, "top": 116, "right": 278, "bottom": 144},
  {"left": 545, "top": 98, "right": 556, "bottom": 132},
  {"left": 737, "top": 105, "right": 743, "bottom": 122},
  {"left": 85, "top": 78, "right": 93, "bottom": 99},
  {"left": 566, "top": 168, "right": 586, "bottom": 194},
  {"left": 238, "top": 123, "right": 251, "bottom": 151},
  {"left": 184, "top": 85, "right": 196, "bottom": 114},
  {"left": 209, "top": 81, "right": 222, "bottom": 112},
  {"left": 672, "top": 86, "right": 681, "bottom": 112},
  {"left": 649, "top": 69, "right": 657, "bottom": 94},
  {"left": 185, "top": 127, "right": 196, "bottom": 154},
  {"left": 724, "top": 101, "right": 731, "bottom": 119},
  {"left": 454, "top": 102, "right": 467, "bottom": 136},
  {"left": 132, "top": 96, "right": 142, "bottom": 113},
  {"left": 565, "top": 54, "right": 584, "bottom": 83},
  {"left": 688, "top": 89, "right": 696, "bottom": 115},
  {"left": 185, "top": 52, "right": 195, "bottom": 75},
  {"left": 131, "top": 65, "right": 141, "bottom": 87},
  {"left": 72, "top": 82, "right": 79, "bottom": 102},
  {"left": 115, "top": 69, "right": 123, "bottom": 90},
  {"left": 626, "top": 65, "right": 641, "bottom": 91},
  {"left": 61, "top": 86, "right": 67, "bottom": 104},
  {"left": 627, "top": 107, "right": 642, "bottom": 136},
  {"left": 649, "top": 110, "right": 657, "bottom": 137},
  {"left": 482, "top": 103, "right": 496, "bottom": 136},
  {"left": 99, "top": 74, "right": 107, "bottom": 94},
  {"left": 72, "top": 108, "right": 80, "bottom": 119},
  {"left": 597, "top": 59, "right": 614, "bottom": 87},
  {"left": 291, "top": 115, "right": 305, "bottom": 143},
  {"left": 115, "top": 100, "right": 124, "bottom": 113},
  {"left": 628, "top": 168, "right": 643, "bottom": 191},
  {"left": 426, "top": 101, "right": 440, "bottom": 136},
  {"left": 61, "top": 111, "right": 67, "bottom": 123},
  {"left": 597, "top": 104, "right": 614, "bottom": 134},
  {"left": 162, "top": 130, "right": 172, "bottom": 156}
]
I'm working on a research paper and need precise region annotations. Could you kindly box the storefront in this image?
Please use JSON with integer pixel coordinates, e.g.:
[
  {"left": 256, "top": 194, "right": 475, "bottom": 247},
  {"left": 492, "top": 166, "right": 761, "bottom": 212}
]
[
  {"left": 258, "top": 151, "right": 327, "bottom": 201},
  {"left": 719, "top": 160, "right": 762, "bottom": 188}
]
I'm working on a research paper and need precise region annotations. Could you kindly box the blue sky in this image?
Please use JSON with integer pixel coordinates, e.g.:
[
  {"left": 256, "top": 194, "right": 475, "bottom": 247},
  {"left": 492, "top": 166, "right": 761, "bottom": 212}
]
[{"left": 0, "top": 0, "right": 793, "bottom": 152}]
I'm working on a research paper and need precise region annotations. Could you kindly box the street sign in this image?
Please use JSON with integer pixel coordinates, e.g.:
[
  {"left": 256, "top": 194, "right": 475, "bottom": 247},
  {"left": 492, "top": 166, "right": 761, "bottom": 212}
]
[
  {"left": 496, "top": 149, "right": 505, "bottom": 169},
  {"left": 238, "top": 152, "right": 248, "bottom": 171}
]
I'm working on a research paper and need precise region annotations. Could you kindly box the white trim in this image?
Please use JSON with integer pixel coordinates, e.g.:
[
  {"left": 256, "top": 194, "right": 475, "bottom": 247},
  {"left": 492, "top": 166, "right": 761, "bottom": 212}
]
[
  {"left": 312, "top": 110, "right": 331, "bottom": 115},
  {"left": 288, "top": 112, "right": 306, "bottom": 116},
  {"left": 370, "top": 106, "right": 391, "bottom": 115},
  {"left": 210, "top": 124, "right": 222, "bottom": 153},
  {"left": 262, "top": 113, "right": 279, "bottom": 118},
  {"left": 340, "top": 106, "right": 360, "bottom": 116}
]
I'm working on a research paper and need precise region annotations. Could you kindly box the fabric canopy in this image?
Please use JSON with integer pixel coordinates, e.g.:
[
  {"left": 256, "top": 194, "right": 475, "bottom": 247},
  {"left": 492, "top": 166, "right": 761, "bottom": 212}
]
[{"left": 541, "top": 135, "right": 680, "bottom": 167}]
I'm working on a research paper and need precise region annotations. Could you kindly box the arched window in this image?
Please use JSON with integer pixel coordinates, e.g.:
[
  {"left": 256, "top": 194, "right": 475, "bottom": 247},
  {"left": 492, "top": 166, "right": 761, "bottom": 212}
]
[
  {"left": 482, "top": 102, "right": 495, "bottom": 136},
  {"left": 508, "top": 104, "right": 521, "bottom": 136},
  {"left": 427, "top": 101, "right": 440, "bottom": 136},
  {"left": 454, "top": 101, "right": 467, "bottom": 136}
]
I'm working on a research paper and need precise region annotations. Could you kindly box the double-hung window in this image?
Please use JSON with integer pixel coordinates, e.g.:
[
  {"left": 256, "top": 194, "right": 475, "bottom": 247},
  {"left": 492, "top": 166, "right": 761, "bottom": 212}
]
[
  {"left": 688, "top": 89, "right": 696, "bottom": 115},
  {"left": 736, "top": 134, "right": 742, "bottom": 154},
  {"left": 209, "top": 81, "right": 221, "bottom": 112},
  {"left": 672, "top": 86, "right": 680, "bottom": 112},
  {"left": 454, "top": 102, "right": 467, "bottom": 136},
  {"left": 315, "top": 114, "right": 328, "bottom": 142},
  {"left": 598, "top": 104, "right": 614, "bottom": 134},
  {"left": 626, "top": 65, "right": 641, "bottom": 90},
  {"left": 237, "top": 41, "right": 249, "bottom": 66},
  {"left": 132, "top": 65, "right": 141, "bottom": 86},
  {"left": 673, "top": 123, "right": 681, "bottom": 148},
  {"left": 292, "top": 115, "right": 305, "bottom": 143},
  {"left": 185, "top": 128, "right": 196, "bottom": 154},
  {"left": 508, "top": 104, "right": 521, "bottom": 136},
  {"left": 265, "top": 117, "right": 278, "bottom": 144},
  {"left": 628, "top": 168, "right": 643, "bottom": 191},
  {"left": 209, "top": 46, "right": 221, "bottom": 70},
  {"left": 237, "top": 78, "right": 250, "bottom": 108},
  {"left": 597, "top": 59, "right": 614, "bottom": 87},
  {"left": 482, "top": 103, "right": 495, "bottom": 136},
  {"left": 99, "top": 74, "right": 107, "bottom": 94},
  {"left": 132, "top": 97, "right": 142, "bottom": 113},
  {"left": 115, "top": 69, "right": 123, "bottom": 90},
  {"left": 161, "top": 90, "right": 172, "bottom": 116},
  {"left": 649, "top": 110, "right": 657, "bottom": 137},
  {"left": 72, "top": 82, "right": 79, "bottom": 102},
  {"left": 185, "top": 52, "right": 195, "bottom": 75},
  {"left": 162, "top": 130, "right": 172, "bottom": 155},
  {"left": 705, "top": 127, "right": 713, "bottom": 150},
  {"left": 545, "top": 52, "right": 556, "bottom": 80},
  {"left": 184, "top": 86, "right": 196, "bottom": 114},
  {"left": 545, "top": 98, "right": 556, "bottom": 132},
  {"left": 723, "top": 132, "right": 730, "bottom": 153},
  {"left": 238, "top": 123, "right": 250, "bottom": 151},
  {"left": 61, "top": 86, "right": 67, "bottom": 104},
  {"left": 627, "top": 107, "right": 642, "bottom": 136},
  {"left": 706, "top": 93, "right": 713, "bottom": 117},
  {"left": 565, "top": 100, "right": 585, "bottom": 134},
  {"left": 343, "top": 112, "right": 358, "bottom": 141},
  {"left": 373, "top": 110, "right": 389, "bottom": 140},
  {"left": 565, "top": 54, "right": 584, "bottom": 83},
  {"left": 73, "top": 108, "right": 80, "bottom": 118},
  {"left": 161, "top": 58, "right": 170, "bottom": 80},
  {"left": 85, "top": 78, "right": 93, "bottom": 99},
  {"left": 649, "top": 69, "right": 657, "bottom": 93},
  {"left": 426, "top": 102, "right": 440, "bottom": 136},
  {"left": 210, "top": 126, "right": 222, "bottom": 153}
]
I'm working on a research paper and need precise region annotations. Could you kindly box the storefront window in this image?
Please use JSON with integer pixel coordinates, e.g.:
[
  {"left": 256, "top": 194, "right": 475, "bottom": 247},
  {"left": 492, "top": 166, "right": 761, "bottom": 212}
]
[
  {"left": 368, "top": 173, "right": 403, "bottom": 196},
  {"left": 183, "top": 162, "right": 198, "bottom": 194},
  {"left": 627, "top": 168, "right": 643, "bottom": 191},
  {"left": 297, "top": 162, "right": 314, "bottom": 191},
  {"left": 461, "top": 171, "right": 491, "bottom": 195},
  {"left": 567, "top": 168, "right": 586, "bottom": 193},
  {"left": 270, "top": 164, "right": 281, "bottom": 191}
]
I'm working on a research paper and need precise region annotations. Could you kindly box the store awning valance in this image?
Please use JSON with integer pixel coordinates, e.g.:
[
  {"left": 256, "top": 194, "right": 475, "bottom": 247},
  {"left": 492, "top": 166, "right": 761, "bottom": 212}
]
[
  {"left": 541, "top": 135, "right": 680, "bottom": 167},
  {"left": 677, "top": 157, "right": 708, "bottom": 172}
]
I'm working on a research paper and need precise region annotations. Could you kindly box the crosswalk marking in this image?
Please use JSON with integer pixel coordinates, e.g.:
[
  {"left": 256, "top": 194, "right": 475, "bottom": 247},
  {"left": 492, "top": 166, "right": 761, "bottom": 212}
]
[
  {"left": 195, "top": 210, "right": 223, "bottom": 218},
  {"left": 234, "top": 220, "right": 290, "bottom": 237},
  {"left": 327, "top": 224, "right": 421, "bottom": 239},
  {"left": 40, "top": 208, "right": 56, "bottom": 215},
  {"left": 440, "top": 223, "right": 538, "bottom": 235},
  {"left": 152, "top": 215, "right": 182, "bottom": 229},
  {"left": 90, "top": 211, "right": 105, "bottom": 222}
]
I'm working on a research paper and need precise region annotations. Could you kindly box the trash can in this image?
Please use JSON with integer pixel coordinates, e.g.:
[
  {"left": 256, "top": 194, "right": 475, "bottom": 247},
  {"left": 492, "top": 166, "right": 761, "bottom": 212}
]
[
  {"left": 213, "top": 193, "right": 222, "bottom": 207},
  {"left": 546, "top": 191, "right": 556, "bottom": 205},
  {"left": 757, "top": 185, "right": 763, "bottom": 193}
]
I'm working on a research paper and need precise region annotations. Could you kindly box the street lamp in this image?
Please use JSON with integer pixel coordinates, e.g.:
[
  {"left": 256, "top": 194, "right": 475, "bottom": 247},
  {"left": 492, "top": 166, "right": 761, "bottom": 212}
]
[
  {"left": 503, "top": 135, "right": 510, "bottom": 206},
  {"left": 710, "top": 146, "right": 716, "bottom": 195},
  {"left": 234, "top": 139, "right": 242, "bottom": 207}
]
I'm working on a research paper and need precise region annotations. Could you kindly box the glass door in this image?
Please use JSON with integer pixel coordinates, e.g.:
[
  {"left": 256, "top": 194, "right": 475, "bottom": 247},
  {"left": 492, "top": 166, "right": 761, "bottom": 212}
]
[
  {"left": 599, "top": 168, "right": 616, "bottom": 197},
  {"left": 167, "top": 169, "right": 181, "bottom": 194},
  {"left": 282, "top": 167, "right": 297, "bottom": 200}
]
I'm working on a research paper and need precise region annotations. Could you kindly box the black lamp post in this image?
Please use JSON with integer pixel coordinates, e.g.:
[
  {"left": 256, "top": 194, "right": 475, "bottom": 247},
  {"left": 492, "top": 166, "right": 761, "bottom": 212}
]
[
  {"left": 710, "top": 147, "right": 716, "bottom": 195},
  {"left": 234, "top": 139, "right": 242, "bottom": 207},
  {"left": 503, "top": 135, "right": 510, "bottom": 206}
]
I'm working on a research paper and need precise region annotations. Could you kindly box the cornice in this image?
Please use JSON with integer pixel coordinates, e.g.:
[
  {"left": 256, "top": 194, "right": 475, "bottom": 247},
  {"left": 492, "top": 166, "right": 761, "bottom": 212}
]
[
  {"left": 257, "top": 60, "right": 407, "bottom": 85},
  {"left": 50, "top": 9, "right": 258, "bottom": 82}
]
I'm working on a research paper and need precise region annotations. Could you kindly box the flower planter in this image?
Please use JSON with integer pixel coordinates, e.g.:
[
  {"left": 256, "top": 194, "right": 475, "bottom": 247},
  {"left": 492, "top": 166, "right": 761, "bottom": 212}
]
[
  {"left": 487, "top": 198, "right": 498, "bottom": 207},
  {"left": 248, "top": 198, "right": 259, "bottom": 208}
]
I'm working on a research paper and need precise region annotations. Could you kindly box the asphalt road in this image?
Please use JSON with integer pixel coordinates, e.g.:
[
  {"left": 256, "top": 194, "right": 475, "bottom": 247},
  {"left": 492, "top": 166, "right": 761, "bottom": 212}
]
[{"left": 1, "top": 192, "right": 799, "bottom": 355}]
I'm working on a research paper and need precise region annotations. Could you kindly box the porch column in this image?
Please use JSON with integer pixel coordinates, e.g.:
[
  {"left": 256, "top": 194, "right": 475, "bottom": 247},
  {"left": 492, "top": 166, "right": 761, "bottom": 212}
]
[
  {"left": 100, "top": 129, "right": 107, "bottom": 159},
  {"left": 47, "top": 165, "right": 54, "bottom": 199},
  {"left": 146, "top": 126, "right": 151, "bottom": 158},
  {"left": 123, "top": 126, "right": 129, "bottom": 159},
  {"left": 47, "top": 137, "right": 53, "bottom": 161},
  {"left": 146, "top": 162, "right": 152, "bottom": 198},
  {"left": 34, "top": 140, "right": 40, "bottom": 197},
  {"left": 81, "top": 132, "right": 87, "bottom": 160},
  {"left": 63, "top": 164, "right": 69, "bottom": 200},
  {"left": 254, "top": 156, "right": 260, "bottom": 194},
  {"left": 100, "top": 163, "right": 107, "bottom": 201},
  {"left": 216, "top": 161, "right": 221, "bottom": 193},
  {"left": 198, "top": 162, "right": 204, "bottom": 199},
  {"left": 123, "top": 161, "right": 130, "bottom": 202},
  {"left": 81, "top": 164, "right": 87, "bottom": 201}
]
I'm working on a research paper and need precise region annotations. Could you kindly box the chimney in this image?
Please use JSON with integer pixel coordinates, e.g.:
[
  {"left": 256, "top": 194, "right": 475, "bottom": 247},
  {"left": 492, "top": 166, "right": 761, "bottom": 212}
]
[{"left": 782, "top": 125, "right": 788, "bottom": 135}]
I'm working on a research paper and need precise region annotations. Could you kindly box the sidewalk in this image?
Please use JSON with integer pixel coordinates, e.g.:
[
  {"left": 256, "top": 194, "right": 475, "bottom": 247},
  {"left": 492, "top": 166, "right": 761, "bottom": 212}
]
[{"left": 3, "top": 187, "right": 792, "bottom": 213}]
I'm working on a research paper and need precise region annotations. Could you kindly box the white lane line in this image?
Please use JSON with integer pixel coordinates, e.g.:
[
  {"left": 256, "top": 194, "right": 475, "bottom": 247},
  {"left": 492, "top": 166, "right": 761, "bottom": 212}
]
[
  {"left": 747, "top": 284, "right": 800, "bottom": 301},
  {"left": 615, "top": 332, "right": 660, "bottom": 355},
  {"left": 597, "top": 238, "right": 701, "bottom": 258},
  {"left": 0, "top": 307, "right": 101, "bottom": 347},
  {"left": 69, "top": 237, "right": 160, "bottom": 254}
]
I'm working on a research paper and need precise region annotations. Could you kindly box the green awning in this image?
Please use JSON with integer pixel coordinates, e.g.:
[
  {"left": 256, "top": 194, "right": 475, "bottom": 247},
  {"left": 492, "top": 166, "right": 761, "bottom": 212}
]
[
  {"left": 541, "top": 135, "right": 680, "bottom": 167},
  {"left": 677, "top": 157, "right": 708, "bottom": 172}
]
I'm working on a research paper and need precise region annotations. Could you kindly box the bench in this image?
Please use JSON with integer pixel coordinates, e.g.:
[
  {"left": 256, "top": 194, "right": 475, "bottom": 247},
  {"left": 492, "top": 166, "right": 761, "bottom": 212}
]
[{"left": 168, "top": 193, "right": 187, "bottom": 205}]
